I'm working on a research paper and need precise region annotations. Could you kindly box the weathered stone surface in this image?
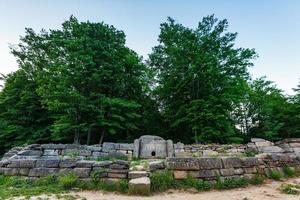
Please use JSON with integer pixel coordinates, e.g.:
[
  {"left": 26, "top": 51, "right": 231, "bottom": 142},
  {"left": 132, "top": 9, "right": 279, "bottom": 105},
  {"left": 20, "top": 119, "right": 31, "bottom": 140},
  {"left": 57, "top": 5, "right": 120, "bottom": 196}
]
[
  {"left": 189, "top": 169, "right": 219, "bottom": 178},
  {"left": 149, "top": 160, "right": 165, "bottom": 171},
  {"left": 35, "top": 159, "right": 60, "bottom": 168},
  {"left": 258, "top": 146, "right": 284, "bottom": 154},
  {"left": 242, "top": 157, "right": 259, "bottom": 167},
  {"left": 234, "top": 168, "right": 244, "bottom": 175},
  {"left": 128, "top": 177, "right": 151, "bottom": 195},
  {"left": 17, "top": 150, "right": 42, "bottom": 157},
  {"left": 220, "top": 168, "right": 235, "bottom": 176},
  {"left": 198, "top": 158, "right": 222, "bottom": 169},
  {"left": 167, "top": 140, "right": 174, "bottom": 157},
  {"left": 8, "top": 159, "right": 36, "bottom": 168},
  {"left": 76, "top": 160, "right": 95, "bottom": 168},
  {"left": 93, "top": 161, "right": 113, "bottom": 167},
  {"left": 102, "top": 142, "right": 118, "bottom": 152},
  {"left": 110, "top": 164, "right": 127, "bottom": 169},
  {"left": 173, "top": 170, "right": 188, "bottom": 179},
  {"left": 202, "top": 150, "right": 218, "bottom": 157},
  {"left": 166, "top": 157, "right": 199, "bottom": 170},
  {"left": 29, "top": 168, "right": 59, "bottom": 177},
  {"left": 251, "top": 138, "right": 267, "bottom": 142},
  {"left": 119, "top": 143, "right": 134, "bottom": 151},
  {"left": 133, "top": 139, "right": 140, "bottom": 158},
  {"left": 91, "top": 167, "right": 108, "bottom": 177},
  {"left": 0, "top": 160, "right": 9, "bottom": 167},
  {"left": 73, "top": 168, "right": 91, "bottom": 178},
  {"left": 43, "top": 150, "right": 60, "bottom": 156},
  {"left": 107, "top": 172, "right": 127, "bottom": 178},
  {"left": 221, "top": 157, "right": 242, "bottom": 168},
  {"left": 244, "top": 167, "right": 257, "bottom": 174},
  {"left": 59, "top": 168, "right": 74, "bottom": 176},
  {"left": 59, "top": 159, "right": 77, "bottom": 168},
  {"left": 92, "top": 152, "right": 108, "bottom": 157},
  {"left": 128, "top": 171, "right": 149, "bottom": 179},
  {"left": 115, "top": 160, "right": 129, "bottom": 166}
]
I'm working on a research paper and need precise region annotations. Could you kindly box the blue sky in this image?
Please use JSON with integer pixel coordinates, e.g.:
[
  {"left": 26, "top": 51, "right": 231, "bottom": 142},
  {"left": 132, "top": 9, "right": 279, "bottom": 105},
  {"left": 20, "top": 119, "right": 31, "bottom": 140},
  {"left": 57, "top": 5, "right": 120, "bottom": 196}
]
[{"left": 0, "top": 0, "right": 299, "bottom": 94}]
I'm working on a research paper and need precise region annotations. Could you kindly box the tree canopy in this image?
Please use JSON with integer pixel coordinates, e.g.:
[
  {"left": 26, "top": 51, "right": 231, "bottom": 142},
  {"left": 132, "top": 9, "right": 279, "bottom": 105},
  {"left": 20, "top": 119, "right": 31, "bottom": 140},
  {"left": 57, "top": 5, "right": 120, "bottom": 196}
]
[{"left": 0, "top": 15, "right": 299, "bottom": 153}]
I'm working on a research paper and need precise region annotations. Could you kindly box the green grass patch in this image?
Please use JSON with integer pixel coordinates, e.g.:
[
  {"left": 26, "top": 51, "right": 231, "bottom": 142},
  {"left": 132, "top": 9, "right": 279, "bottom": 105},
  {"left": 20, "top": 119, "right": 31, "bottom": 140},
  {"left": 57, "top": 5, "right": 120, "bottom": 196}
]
[
  {"left": 175, "top": 175, "right": 212, "bottom": 191},
  {"left": 215, "top": 177, "right": 248, "bottom": 189},
  {"left": 282, "top": 166, "right": 296, "bottom": 177},
  {"left": 269, "top": 169, "right": 284, "bottom": 181},
  {"left": 279, "top": 183, "right": 300, "bottom": 195},
  {"left": 150, "top": 170, "right": 174, "bottom": 192}
]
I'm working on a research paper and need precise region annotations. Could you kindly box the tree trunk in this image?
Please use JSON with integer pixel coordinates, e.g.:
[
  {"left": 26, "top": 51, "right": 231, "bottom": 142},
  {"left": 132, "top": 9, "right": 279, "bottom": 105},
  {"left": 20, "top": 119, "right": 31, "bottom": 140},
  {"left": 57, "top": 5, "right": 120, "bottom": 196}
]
[
  {"left": 99, "top": 129, "right": 105, "bottom": 144},
  {"left": 87, "top": 125, "right": 92, "bottom": 145},
  {"left": 74, "top": 129, "right": 80, "bottom": 144},
  {"left": 194, "top": 130, "right": 198, "bottom": 144}
]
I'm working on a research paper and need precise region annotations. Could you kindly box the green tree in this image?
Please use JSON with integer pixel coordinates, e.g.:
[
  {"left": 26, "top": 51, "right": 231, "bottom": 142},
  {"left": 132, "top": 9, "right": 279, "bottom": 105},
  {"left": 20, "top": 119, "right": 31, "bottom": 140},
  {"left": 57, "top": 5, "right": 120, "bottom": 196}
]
[
  {"left": 11, "top": 16, "right": 148, "bottom": 144},
  {"left": 149, "top": 16, "right": 256, "bottom": 143}
]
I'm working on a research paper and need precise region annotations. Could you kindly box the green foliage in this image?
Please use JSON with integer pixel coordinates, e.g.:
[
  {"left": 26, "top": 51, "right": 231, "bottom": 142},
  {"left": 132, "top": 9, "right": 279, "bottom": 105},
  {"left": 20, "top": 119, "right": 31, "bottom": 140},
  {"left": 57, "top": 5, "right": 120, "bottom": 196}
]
[
  {"left": 279, "top": 183, "right": 300, "bottom": 195},
  {"left": 150, "top": 170, "right": 175, "bottom": 192},
  {"left": 215, "top": 177, "right": 248, "bottom": 189},
  {"left": 177, "top": 175, "right": 211, "bottom": 191},
  {"left": 269, "top": 169, "right": 284, "bottom": 180},
  {"left": 248, "top": 174, "right": 265, "bottom": 185},
  {"left": 282, "top": 166, "right": 296, "bottom": 177},
  {"left": 58, "top": 173, "right": 79, "bottom": 189}
]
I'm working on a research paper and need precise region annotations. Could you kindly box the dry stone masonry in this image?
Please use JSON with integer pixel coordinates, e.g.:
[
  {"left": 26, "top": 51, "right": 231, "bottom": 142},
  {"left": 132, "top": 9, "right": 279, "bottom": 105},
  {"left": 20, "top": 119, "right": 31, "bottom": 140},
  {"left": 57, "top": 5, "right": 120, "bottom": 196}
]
[{"left": 1, "top": 136, "right": 300, "bottom": 189}]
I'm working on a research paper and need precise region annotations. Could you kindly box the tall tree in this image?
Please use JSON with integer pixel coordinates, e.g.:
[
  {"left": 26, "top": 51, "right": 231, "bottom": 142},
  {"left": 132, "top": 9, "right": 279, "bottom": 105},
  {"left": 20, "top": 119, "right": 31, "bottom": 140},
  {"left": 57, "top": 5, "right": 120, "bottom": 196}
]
[
  {"left": 149, "top": 16, "right": 256, "bottom": 143},
  {"left": 11, "top": 16, "right": 148, "bottom": 144}
]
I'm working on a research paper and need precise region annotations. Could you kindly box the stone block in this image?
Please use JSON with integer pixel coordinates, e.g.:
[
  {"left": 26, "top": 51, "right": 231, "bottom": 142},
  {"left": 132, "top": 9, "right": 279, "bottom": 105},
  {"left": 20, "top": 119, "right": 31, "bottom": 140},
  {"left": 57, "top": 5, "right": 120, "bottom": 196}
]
[
  {"left": 133, "top": 139, "right": 140, "bottom": 158},
  {"left": 59, "top": 159, "right": 77, "bottom": 168},
  {"left": 17, "top": 150, "right": 42, "bottom": 156},
  {"left": 93, "top": 161, "right": 113, "bottom": 167},
  {"left": 198, "top": 158, "right": 222, "bottom": 169},
  {"left": 115, "top": 160, "right": 129, "bottom": 166},
  {"left": 251, "top": 138, "right": 267, "bottom": 142},
  {"left": 166, "top": 157, "right": 199, "bottom": 170},
  {"left": 257, "top": 146, "right": 284, "bottom": 154},
  {"left": 242, "top": 157, "right": 259, "bottom": 167},
  {"left": 244, "top": 167, "right": 257, "bottom": 174},
  {"left": 35, "top": 159, "right": 60, "bottom": 168},
  {"left": 119, "top": 143, "right": 134, "bottom": 151},
  {"left": 128, "top": 177, "right": 151, "bottom": 195},
  {"left": 107, "top": 172, "right": 127, "bottom": 178},
  {"left": 91, "top": 167, "right": 108, "bottom": 178},
  {"left": 102, "top": 142, "right": 118, "bottom": 152},
  {"left": 128, "top": 171, "right": 149, "bottom": 179},
  {"left": 8, "top": 159, "right": 36, "bottom": 168},
  {"left": 110, "top": 164, "right": 127, "bottom": 169},
  {"left": 173, "top": 170, "right": 188, "bottom": 179},
  {"left": 76, "top": 160, "right": 95, "bottom": 168},
  {"left": 73, "top": 168, "right": 91, "bottom": 178},
  {"left": 29, "top": 168, "right": 59, "bottom": 177},
  {"left": 202, "top": 150, "right": 218, "bottom": 157},
  {"left": 59, "top": 168, "right": 74, "bottom": 176},
  {"left": 43, "top": 150, "right": 60, "bottom": 156},
  {"left": 221, "top": 157, "right": 242, "bottom": 168},
  {"left": 149, "top": 160, "right": 165, "bottom": 171},
  {"left": 92, "top": 152, "right": 108, "bottom": 157},
  {"left": 234, "top": 168, "right": 244, "bottom": 175},
  {"left": 220, "top": 168, "right": 235, "bottom": 176},
  {"left": 167, "top": 139, "right": 174, "bottom": 157}
]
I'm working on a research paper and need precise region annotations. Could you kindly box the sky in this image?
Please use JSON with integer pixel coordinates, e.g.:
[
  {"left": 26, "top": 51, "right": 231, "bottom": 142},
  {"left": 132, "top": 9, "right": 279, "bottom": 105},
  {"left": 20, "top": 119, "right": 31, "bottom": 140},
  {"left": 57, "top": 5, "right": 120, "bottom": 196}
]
[{"left": 0, "top": 0, "right": 299, "bottom": 94}]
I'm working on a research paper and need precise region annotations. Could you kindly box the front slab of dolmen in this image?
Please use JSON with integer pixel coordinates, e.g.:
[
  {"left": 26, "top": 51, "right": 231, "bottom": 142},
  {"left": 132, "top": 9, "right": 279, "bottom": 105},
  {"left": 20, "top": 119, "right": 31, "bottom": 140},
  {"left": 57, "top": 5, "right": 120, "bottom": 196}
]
[{"left": 0, "top": 137, "right": 300, "bottom": 183}]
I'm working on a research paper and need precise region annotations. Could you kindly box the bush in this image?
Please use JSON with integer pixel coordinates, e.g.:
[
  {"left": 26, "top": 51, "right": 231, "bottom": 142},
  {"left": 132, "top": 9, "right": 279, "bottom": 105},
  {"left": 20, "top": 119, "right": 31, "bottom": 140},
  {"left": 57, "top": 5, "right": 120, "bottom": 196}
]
[
  {"left": 249, "top": 174, "right": 265, "bottom": 185},
  {"left": 150, "top": 170, "right": 174, "bottom": 192},
  {"left": 215, "top": 177, "right": 248, "bottom": 189},
  {"left": 178, "top": 175, "right": 211, "bottom": 191},
  {"left": 58, "top": 173, "right": 79, "bottom": 189},
  {"left": 283, "top": 166, "right": 296, "bottom": 177},
  {"left": 117, "top": 179, "right": 129, "bottom": 193},
  {"left": 269, "top": 169, "right": 284, "bottom": 181}
]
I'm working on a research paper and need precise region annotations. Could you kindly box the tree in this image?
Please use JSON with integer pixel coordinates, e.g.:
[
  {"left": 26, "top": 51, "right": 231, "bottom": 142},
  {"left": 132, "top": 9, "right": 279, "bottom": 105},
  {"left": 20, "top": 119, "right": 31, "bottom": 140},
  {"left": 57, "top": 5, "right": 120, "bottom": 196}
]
[
  {"left": 11, "top": 16, "right": 148, "bottom": 144},
  {"left": 149, "top": 15, "right": 256, "bottom": 143}
]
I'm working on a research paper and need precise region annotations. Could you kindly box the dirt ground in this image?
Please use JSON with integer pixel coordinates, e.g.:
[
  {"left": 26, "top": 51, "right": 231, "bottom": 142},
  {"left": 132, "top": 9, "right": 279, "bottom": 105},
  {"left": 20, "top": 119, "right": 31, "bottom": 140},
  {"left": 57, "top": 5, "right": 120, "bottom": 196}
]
[{"left": 15, "top": 178, "right": 300, "bottom": 200}]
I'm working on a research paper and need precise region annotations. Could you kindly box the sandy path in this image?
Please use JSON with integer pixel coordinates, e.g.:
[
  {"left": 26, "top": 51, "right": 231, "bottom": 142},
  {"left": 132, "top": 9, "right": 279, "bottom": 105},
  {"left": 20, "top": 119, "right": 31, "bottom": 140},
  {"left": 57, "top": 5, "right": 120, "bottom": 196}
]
[{"left": 73, "top": 178, "right": 300, "bottom": 200}]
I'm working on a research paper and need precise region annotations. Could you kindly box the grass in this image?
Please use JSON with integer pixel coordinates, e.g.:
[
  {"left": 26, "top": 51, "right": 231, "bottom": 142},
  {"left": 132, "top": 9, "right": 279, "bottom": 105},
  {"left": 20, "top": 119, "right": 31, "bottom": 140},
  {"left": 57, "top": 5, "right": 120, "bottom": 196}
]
[
  {"left": 269, "top": 169, "right": 284, "bottom": 181},
  {"left": 282, "top": 166, "right": 297, "bottom": 177},
  {"left": 175, "top": 175, "right": 212, "bottom": 191},
  {"left": 150, "top": 170, "right": 174, "bottom": 192},
  {"left": 215, "top": 176, "right": 248, "bottom": 189},
  {"left": 279, "top": 183, "right": 300, "bottom": 195}
]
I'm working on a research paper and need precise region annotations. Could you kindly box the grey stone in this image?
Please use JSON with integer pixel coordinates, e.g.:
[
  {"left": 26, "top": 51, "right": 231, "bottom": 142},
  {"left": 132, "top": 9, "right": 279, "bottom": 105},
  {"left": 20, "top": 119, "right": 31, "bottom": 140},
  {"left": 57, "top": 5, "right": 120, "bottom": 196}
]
[
  {"left": 43, "top": 150, "right": 60, "bottom": 156},
  {"left": 85, "top": 146, "right": 102, "bottom": 152},
  {"left": 166, "top": 157, "right": 199, "bottom": 170},
  {"left": 0, "top": 160, "right": 9, "bottom": 167},
  {"left": 257, "top": 146, "right": 284, "bottom": 154},
  {"left": 119, "top": 143, "right": 134, "bottom": 151},
  {"left": 102, "top": 142, "right": 118, "bottom": 152},
  {"left": 91, "top": 167, "right": 108, "bottom": 177},
  {"left": 73, "top": 168, "right": 91, "bottom": 178},
  {"left": 93, "top": 161, "right": 113, "bottom": 167},
  {"left": 35, "top": 159, "right": 60, "bottom": 168},
  {"left": 189, "top": 169, "right": 219, "bottom": 178},
  {"left": 92, "top": 152, "right": 108, "bottom": 157},
  {"left": 220, "top": 168, "right": 235, "bottom": 176},
  {"left": 110, "top": 164, "right": 127, "bottom": 169},
  {"left": 128, "top": 171, "right": 149, "bottom": 179},
  {"left": 115, "top": 160, "right": 129, "bottom": 166},
  {"left": 222, "top": 157, "right": 242, "bottom": 168},
  {"left": 8, "top": 159, "right": 36, "bottom": 168},
  {"left": 133, "top": 139, "right": 140, "bottom": 158},
  {"left": 251, "top": 138, "right": 267, "bottom": 142},
  {"left": 167, "top": 140, "right": 174, "bottom": 157},
  {"left": 234, "top": 168, "right": 244, "bottom": 175},
  {"left": 198, "top": 158, "right": 222, "bottom": 169},
  {"left": 128, "top": 177, "right": 151, "bottom": 195},
  {"left": 17, "top": 150, "right": 42, "bottom": 156},
  {"left": 59, "top": 159, "right": 77, "bottom": 168},
  {"left": 149, "top": 160, "right": 165, "bottom": 171},
  {"left": 59, "top": 168, "right": 74, "bottom": 176},
  {"left": 76, "top": 160, "right": 95, "bottom": 168},
  {"left": 242, "top": 157, "right": 259, "bottom": 167},
  {"left": 107, "top": 172, "right": 127, "bottom": 178},
  {"left": 244, "top": 167, "right": 257, "bottom": 174},
  {"left": 29, "top": 168, "right": 59, "bottom": 177}
]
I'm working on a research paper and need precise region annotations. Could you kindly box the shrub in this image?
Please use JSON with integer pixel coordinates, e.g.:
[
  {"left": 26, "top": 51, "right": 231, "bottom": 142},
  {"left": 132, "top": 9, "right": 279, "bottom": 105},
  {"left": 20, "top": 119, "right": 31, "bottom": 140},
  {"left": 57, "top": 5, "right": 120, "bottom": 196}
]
[
  {"left": 283, "top": 166, "right": 296, "bottom": 177},
  {"left": 178, "top": 175, "right": 211, "bottom": 191},
  {"left": 58, "top": 173, "right": 79, "bottom": 189},
  {"left": 279, "top": 183, "right": 300, "bottom": 195},
  {"left": 269, "top": 169, "right": 284, "bottom": 181},
  {"left": 117, "top": 179, "right": 129, "bottom": 193},
  {"left": 249, "top": 174, "right": 265, "bottom": 185},
  {"left": 215, "top": 177, "right": 248, "bottom": 189},
  {"left": 90, "top": 169, "right": 107, "bottom": 183},
  {"left": 150, "top": 170, "right": 174, "bottom": 192}
]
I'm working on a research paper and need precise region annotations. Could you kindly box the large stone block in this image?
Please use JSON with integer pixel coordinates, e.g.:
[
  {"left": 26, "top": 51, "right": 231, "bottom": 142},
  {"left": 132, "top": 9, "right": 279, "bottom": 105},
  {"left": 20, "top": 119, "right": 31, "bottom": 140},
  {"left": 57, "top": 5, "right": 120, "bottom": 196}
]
[
  {"left": 220, "top": 168, "right": 235, "bottom": 176},
  {"left": 128, "top": 177, "right": 151, "bottom": 195},
  {"left": 198, "top": 158, "right": 222, "bottom": 169},
  {"left": 17, "top": 150, "right": 42, "bottom": 156},
  {"left": 242, "top": 157, "right": 259, "bottom": 167},
  {"left": 167, "top": 140, "right": 174, "bottom": 157},
  {"left": 76, "top": 160, "right": 95, "bottom": 168},
  {"left": 173, "top": 170, "right": 188, "bottom": 179},
  {"left": 109, "top": 164, "right": 128, "bottom": 169},
  {"left": 244, "top": 167, "right": 257, "bottom": 174},
  {"left": 35, "top": 159, "right": 60, "bottom": 168},
  {"left": 73, "top": 168, "right": 91, "bottom": 178},
  {"left": 222, "top": 157, "right": 242, "bottom": 168},
  {"left": 128, "top": 171, "right": 149, "bottom": 179},
  {"left": 93, "top": 161, "right": 113, "bottom": 167},
  {"left": 119, "top": 143, "right": 134, "bottom": 151},
  {"left": 149, "top": 160, "right": 165, "bottom": 171},
  {"left": 8, "top": 159, "right": 36, "bottom": 168},
  {"left": 29, "top": 168, "right": 59, "bottom": 177},
  {"left": 102, "top": 142, "right": 118, "bottom": 152},
  {"left": 59, "top": 168, "right": 74, "bottom": 176},
  {"left": 189, "top": 169, "right": 219, "bottom": 178},
  {"left": 43, "top": 150, "right": 60, "bottom": 156},
  {"left": 107, "top": 172, "right": 127, "bottom": 178},
  {"left": 166, "top": 157, "right": 199, "bottom": 170},
  {"left": 257, "top": 146, "right": 284, "bottom": 154},
  {"left": 59, "top": 159, "right": 77, "bottom": 168}
]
